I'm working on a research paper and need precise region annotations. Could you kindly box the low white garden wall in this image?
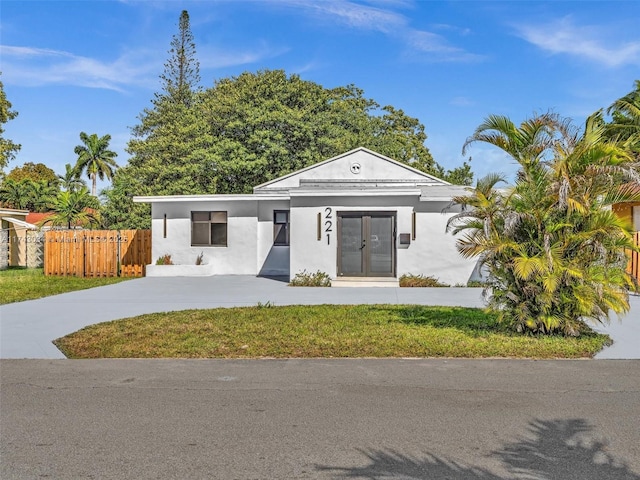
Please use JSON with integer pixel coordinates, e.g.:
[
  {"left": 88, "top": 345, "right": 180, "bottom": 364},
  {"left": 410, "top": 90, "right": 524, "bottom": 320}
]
[{"left": 145, "top": 263, "right": 216, "bottom": 277}]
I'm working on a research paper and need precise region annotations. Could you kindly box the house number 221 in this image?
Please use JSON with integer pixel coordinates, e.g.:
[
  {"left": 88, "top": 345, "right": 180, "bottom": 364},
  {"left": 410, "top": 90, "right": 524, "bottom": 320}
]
[{"left": 324, "top": 207, "right": 333, "bottom": 245}]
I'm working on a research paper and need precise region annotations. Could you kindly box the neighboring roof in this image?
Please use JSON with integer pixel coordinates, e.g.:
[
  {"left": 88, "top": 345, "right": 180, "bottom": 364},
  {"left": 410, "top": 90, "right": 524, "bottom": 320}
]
[{"left": 25, "top": 212, "right": 53, "bottom": 225}]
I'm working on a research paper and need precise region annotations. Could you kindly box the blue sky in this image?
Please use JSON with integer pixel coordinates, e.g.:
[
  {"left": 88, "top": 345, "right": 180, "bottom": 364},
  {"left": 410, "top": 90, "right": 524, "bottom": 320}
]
[{"left": 1, "top": 0, "right": 639, "bottom": 191}]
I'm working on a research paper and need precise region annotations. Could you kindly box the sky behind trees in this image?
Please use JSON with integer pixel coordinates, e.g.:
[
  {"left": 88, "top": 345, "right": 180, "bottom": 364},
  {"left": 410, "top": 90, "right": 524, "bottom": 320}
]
[{"left": 1, "top": 0, "right": 639, "bottom": 189}]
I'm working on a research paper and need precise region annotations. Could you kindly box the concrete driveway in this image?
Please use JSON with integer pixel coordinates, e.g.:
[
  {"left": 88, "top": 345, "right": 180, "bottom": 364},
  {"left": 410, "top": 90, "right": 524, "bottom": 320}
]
[{"left": 0, "top": 276, "right": 638, "bottom": 359}]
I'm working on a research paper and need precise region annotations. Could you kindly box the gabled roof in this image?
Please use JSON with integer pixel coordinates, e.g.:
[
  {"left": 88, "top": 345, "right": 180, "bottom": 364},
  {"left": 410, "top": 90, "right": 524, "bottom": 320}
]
[{"left": 254, "top": 147, "right": 450, "bottom": 194}]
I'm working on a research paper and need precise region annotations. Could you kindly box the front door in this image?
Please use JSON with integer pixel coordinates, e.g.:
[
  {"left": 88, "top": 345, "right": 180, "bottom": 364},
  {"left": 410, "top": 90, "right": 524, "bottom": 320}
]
[{"left": 337, "top": 212, "right": 396, "bottom": 277}]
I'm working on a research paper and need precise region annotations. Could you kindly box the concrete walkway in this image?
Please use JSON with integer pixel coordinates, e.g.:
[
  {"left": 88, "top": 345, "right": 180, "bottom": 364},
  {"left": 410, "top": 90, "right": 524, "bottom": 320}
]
[{"left": 1, "top": 276, "right": 637, "bottom": 359}]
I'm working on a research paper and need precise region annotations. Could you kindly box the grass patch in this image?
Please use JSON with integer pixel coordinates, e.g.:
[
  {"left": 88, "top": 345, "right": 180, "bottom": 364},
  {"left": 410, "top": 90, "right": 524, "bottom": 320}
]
[
  {"left": 0, "top": 267, "right": 131, "bottom": 305},
  {"left": 54, "top": 304, "right": 610, "bottom": 359}
]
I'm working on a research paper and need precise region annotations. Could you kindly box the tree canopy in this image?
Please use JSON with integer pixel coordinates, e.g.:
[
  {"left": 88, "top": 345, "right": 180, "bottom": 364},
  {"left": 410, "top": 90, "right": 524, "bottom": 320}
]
[
  {"left": 6, "top": 162, "right": 57, "bottom": 184},
  {"left": 605, "top": 80, "right": 640, "bottom": 159},
  {"left": 0, "top": 75, "right": 21, "bottom": 172},
  {"left": 106, "top": 68, "right": 472, "bottom": 228},
  {"left": 103, "top": 10, "right": 471, "bottom": 228}
]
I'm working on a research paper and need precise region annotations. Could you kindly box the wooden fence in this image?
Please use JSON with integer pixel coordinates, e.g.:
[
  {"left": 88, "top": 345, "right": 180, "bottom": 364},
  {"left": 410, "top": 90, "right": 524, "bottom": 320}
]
[
  {"left": 44, "top": 230, "right": 151, "bottom": 277},
  {"left": 629, "top": 232, "right": 640, "bottom": 285}
]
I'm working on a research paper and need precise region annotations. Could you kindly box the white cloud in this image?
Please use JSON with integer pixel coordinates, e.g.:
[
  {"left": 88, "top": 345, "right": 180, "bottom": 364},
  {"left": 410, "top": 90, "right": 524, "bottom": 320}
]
[
  {"left": 0, "top": 45, "right": 161, "bottom": 91},
  {"left": 405, "top": 30, "right": 483, "bottom": 62},
  {"left": 198, "top": 42, "right": 290, "bottom": 70},
  {"left": 0, "top": 42, "right": 287, "bottom": 91},
  {"left": 272, "top": 0, "right": 405, "bottom": 33},
  {"left": 514, "top": 16, "right": 640, "bottom": 68},
  {"left": 265, "top": 0, "right": 480, "bottom": 63},
  {"left": 450, "top": 96, "right": 475, "bottom": 107}
]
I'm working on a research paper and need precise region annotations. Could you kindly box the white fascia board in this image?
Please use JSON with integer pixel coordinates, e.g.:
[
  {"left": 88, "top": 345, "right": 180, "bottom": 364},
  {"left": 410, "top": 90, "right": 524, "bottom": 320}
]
[
  {"left": 133, "top": 194, "right": 290, "bottom": 203},
  {"left": 289, "top": 188, "right": 422, "bottom": 198},
  {"left": 419, "top": 185, "right": 473, "bottom": 202},
  {"left": 419, "top": 196, "right": 457, "bottom": 201}
]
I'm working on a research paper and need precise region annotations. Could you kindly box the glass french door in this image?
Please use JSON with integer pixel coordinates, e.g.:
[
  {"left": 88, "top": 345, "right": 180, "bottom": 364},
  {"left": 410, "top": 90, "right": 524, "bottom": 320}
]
[{"left": 337, "top": 212, "right": 396, "bottom": 277}]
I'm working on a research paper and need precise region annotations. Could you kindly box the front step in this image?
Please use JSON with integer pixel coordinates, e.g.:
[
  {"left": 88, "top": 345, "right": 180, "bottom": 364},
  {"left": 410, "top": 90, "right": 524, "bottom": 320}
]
[{"left": 331, "top": 277, "right": 399, "bottom": 288}]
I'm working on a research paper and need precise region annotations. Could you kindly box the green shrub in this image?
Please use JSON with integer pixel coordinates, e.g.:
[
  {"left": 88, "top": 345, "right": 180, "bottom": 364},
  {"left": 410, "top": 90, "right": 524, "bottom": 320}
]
[
  {"left": 155, "top": 254, "right": 173, "bottom": 265},
  {"left": 399, "top": 274, "right": 449, "bottom": 287},
  {"left": 289, "top": 270, "right": 331, "bottom": 287}
]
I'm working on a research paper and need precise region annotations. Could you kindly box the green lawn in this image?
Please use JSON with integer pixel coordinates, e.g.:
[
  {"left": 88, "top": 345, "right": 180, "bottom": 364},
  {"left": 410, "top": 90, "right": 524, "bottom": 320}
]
[
  {"left": 0, "top": 268, "right": 131, "bottom": 305},
  {"left": 54, "top": 304, "right": 611, "bottom": 359}
]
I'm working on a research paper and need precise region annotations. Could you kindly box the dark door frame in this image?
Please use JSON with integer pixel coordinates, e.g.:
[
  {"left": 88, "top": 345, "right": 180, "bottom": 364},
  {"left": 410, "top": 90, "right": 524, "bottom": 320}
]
[{"left": 336, "top": 211, "right": 397, "bottom": 277}]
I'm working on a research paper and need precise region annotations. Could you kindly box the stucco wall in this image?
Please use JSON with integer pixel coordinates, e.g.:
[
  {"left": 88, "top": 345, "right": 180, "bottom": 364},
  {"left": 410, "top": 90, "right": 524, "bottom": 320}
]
[
  {"left": 289, "top": 195, "right": 477, "bottom": 285},
  {"left": 402, "top": 203, "right": 477, "bottom": 286},
  {"left": 151, "top": 199, "right": 291, "bottom": 276},
  {"left": 147, "top": 193, "right": 477, "bottom": 284},
  {"left": 257, "top": 201, "right": 290, "bottom": 276},
  {"left": 0, "top": 229, "right": 8, "bottom": 270}
]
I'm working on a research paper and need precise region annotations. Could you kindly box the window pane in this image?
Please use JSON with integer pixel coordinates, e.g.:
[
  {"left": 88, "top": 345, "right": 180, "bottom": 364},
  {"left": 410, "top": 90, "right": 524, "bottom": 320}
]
[
  {"left": 275, "top": 211, "right": 288, "bottom": 224},
  {"left": 192, "top": 211, "right": 210, "bottom": 222},
  {"left": 370, "top": 216, "right": 393, "bottom": 274},
  {"left": 274, "top": 224, "right": 288, "bottom": 245},
  {"left": 192, "top": 223, "right": 210, "bottom": 245},
  {"left": 211, "top": 223, "right": 227, "bottom": 246},
  {"left": 340, "top": 216, "right": 363, "bottom": 274},
  {"left": 211, "top": 211, "right": 227, "bottom": 223}
]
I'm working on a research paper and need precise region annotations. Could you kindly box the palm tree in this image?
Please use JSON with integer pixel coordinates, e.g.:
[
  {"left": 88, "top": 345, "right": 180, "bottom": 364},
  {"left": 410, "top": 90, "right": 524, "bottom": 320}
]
[
  {"left": 25, "top": 180, "right": 57, "bottom": 212},
  {"left": 74, "top": 132, "right": 118, "bottom": 196},
  {"left": 606, "top": 80, "right": 640, "bottom": 158},
  {"left": 0, "top": 178, "right": 31, "bottom": 209},
  {"left": 58, "top": 163, "right": 86, "bottom": 193},
  {"left": 449, "top": 112, "right": 640, "bottom": 335},
  {"left": 42, "top": 187, "right": 101, "bottom": 229}
]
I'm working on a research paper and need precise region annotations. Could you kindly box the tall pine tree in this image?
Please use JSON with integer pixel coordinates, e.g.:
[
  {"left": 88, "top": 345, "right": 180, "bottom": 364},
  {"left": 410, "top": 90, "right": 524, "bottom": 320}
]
[
  {"left": 160, "top": 10, "right": 200, "bottom": 105},
  {"left": 104, "top": 10, "right": 213, "bottom": 227}
]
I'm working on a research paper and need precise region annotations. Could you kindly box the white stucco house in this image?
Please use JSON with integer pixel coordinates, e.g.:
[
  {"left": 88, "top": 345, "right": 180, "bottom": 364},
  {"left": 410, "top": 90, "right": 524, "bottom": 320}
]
[{"left": 134, "top": 148, "right": 478, "bottom": 286}]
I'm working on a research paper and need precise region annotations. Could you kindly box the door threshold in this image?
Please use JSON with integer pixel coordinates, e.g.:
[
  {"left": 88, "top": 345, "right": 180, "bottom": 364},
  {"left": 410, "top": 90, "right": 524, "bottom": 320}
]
[{"left": 332, "top": 277, "right": 399, "bottom": 288}]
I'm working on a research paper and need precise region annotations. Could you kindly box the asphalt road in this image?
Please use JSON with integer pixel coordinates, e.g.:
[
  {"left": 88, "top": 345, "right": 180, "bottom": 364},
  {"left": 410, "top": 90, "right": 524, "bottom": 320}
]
[{"left": 2, "top": 359, "right": 639, "bottom": 479}]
